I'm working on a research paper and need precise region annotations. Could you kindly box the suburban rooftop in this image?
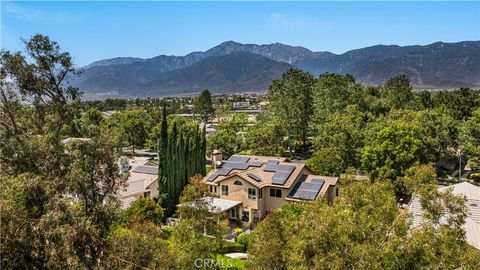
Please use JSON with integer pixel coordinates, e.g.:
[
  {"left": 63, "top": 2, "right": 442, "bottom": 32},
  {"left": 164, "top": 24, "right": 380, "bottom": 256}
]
[{"left": 205, "top": 154, "right": 338, "bottom": 201}]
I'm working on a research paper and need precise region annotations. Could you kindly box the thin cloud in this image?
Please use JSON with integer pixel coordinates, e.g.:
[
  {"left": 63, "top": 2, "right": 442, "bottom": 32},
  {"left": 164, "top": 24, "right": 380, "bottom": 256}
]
[
  {"left": 270, "top": 12, "right": 305, "bottom": 30},
  {"left": 2, "top": 2, "right": 73, "bottom": 23},
  {"left": 269, "top": 12, "right": 331, "bottom": 32}
]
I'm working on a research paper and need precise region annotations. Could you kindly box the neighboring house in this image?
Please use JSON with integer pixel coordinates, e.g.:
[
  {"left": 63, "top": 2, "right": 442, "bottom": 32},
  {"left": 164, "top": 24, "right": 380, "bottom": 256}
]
[
  {"left": 233, "top": 101, "right": 251, "bottom": 110},
  {"left": 117, "top": 158, "right": 159, "bottom": 209},
  {"left": 203, "top": 152, "right": 339, "bottom": 223},
  {"left": 409, "top": 182, "right": 480, "bottom": 250},
  {"left": 102, "top": 110, "right": 118, "bottom": 119},
  {"left": 200, "top": 122, "right": 218, "bottom": 137}
]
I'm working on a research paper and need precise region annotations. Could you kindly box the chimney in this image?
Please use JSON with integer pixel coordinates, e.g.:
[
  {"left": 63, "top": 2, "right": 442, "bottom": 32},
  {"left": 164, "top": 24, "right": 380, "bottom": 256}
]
[{"left": 212, "top": 149, "right": 223, "bottom": 170}]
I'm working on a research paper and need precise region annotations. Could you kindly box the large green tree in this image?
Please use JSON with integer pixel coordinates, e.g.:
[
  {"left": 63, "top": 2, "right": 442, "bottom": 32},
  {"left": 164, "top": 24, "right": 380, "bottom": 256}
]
[
  {"left": 158, "top": 108, "right": 207, "bottom": 217},
  {"left": 121, "top": 111, "right": 148, "bottom": 155},
  {"left": 0, "top": 35, "right": 128, "bottom": 269},
  {"left": 267, "top": 68, "right": 315, "bottom": 155},
  {"left": 459, "top": 108, "right": 480, "bottom": 170},
  {"left": 245, "top": 121, "right": 285, "bottom": 157},
  {"left": 312, "top": 73, "right": 365, "bottom": 123},
  {"left": 248, "top": 180, "right": 480, "bottom": 269},
  {"left": 206, "top": 113, "right": 248, "bottom": 158},
  {"left": 194, "top": 89, "right": 214, "bottom": 123},
  {"left": 385, "top": 75, "right": 414, "bottom": 109},
  {"left": 307, "top": 105, "right": 366, "bottom": 175},
  {"left": 361, "top": 120, "right": 425, "bottom": 194},
  {"left": 172, "top": 175, "right": 227, "bottom": 269}
]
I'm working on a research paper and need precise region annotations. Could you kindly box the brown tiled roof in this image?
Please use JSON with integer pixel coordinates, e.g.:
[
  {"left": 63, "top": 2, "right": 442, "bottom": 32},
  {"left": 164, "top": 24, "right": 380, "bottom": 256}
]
[{"left": 205, "top": 155, "right": 307, "bottom": 189}]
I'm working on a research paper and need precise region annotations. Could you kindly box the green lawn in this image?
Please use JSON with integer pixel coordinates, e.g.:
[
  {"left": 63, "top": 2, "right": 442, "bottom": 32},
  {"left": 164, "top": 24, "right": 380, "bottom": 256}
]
[{"left": 215, "top": 254, "right": 246, "bottom": 270}]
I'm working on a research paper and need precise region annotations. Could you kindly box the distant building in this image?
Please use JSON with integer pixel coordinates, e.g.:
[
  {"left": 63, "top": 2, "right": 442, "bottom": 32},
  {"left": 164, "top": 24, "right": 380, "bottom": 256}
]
[
  {"left": 409, "top": 182, "right": 480, "bottom": 250},
  {"left": 203, "top": 152, "right": 339, "bottom": 223},
  {"left": 233, "top": 101, "right": 251, "bottom": 110},
  {"left": 102, "top": 110, "right": 118, "bottom": 118}
]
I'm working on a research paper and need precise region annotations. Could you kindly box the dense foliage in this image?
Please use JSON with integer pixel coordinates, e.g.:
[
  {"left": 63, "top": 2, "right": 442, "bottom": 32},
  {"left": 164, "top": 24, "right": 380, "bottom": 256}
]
[
  {"left": 248, "top": 177, "right": 480, "bottom": 269},
  {"left": 158, "top": 106, "right": 207, "bottom": 217},
  {"left": 0, "top": 35, "right": 127, "bottom": 269},
  {"left": 2, "top": 35, "right": 479, "bottom": 269},
  {"left": 194, "top": 89, "right": 214, "bottom": 123}
]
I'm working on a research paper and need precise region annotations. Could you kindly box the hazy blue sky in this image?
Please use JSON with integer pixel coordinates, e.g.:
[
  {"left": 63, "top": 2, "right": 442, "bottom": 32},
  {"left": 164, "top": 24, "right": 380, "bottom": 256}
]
[{"left": 2, "top": 1, "right": 479, "bottom": 66}]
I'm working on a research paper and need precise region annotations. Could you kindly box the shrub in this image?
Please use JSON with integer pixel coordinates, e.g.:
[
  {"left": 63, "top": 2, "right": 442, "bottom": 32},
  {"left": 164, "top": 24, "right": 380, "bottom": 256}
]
[
  {"left": 236, "top": 233, "right": 251, "bottom": 250},
  {"left": 221, "top": 241, "right": 245, "bottom": 253},
  {"left": 122, "top": 197, "right": 164, "bottom": 225},
  {"left": 162, "top": 226, "right": 174, "bottom": 238}
]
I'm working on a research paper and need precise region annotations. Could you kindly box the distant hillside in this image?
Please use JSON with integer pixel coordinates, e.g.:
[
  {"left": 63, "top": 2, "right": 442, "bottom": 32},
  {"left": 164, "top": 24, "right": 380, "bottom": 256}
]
[
  {"left": 73, "top": 40, "right": 480, "bottom": 98},
  {"left": 143, "top": 52, "right": 293, "bottom": 96}
]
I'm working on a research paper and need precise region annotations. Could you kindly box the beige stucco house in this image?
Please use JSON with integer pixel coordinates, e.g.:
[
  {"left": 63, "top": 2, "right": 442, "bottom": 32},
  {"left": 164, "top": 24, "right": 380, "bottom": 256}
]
[
  {"left": 203, "top": 152, "right": 339, "bottom": 223},
  {"left": 117, "top": 157, "right": 159, "bottom": 209}
]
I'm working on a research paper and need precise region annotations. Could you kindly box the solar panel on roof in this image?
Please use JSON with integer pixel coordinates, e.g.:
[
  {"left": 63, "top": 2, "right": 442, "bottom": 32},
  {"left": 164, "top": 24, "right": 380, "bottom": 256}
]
[
  {"left": 265, "top": 163, "right": 296, "bottom": 185},
  {"left": 272, "top": 171, "right": 292, "bottom": 185},
  {"left": 298, "top": 174, "right": 308, "bottom": 183},
  {"left": 247, "top": 173, "right": 262, "bottom": 182},
  {"left": 228, "top": 156, "right": 250, "bottom": 163},
  {"left": 266, "top": 160, "right": 280, "bottom": 165},
  {"left": 311, "top": 178, "right": 325, "bottom": 184},
  {"left": 206, "top": 173, "right": 219, "bottom": 182},
  {"left": 222, "top": 162, "right": 250, "bottom": 170},
  {"left": 217, "top": 168, "right": 233, "bottom": 176},
  {"left": 264, "top": 163, "right": 277, "bottom": 172},
  {"left": 276, "top": 164, "right": 295, "bottom": 173},
  {"left": 248, "top": 161, "right": 263, "bottom": 167},
  {"left": 288, "top": 181, "right": 303, "bottom": 197},
  {"left": 291, "top": 190, "right": 318, "bottom": 200},
  {"left": 132, "top": 166, "right": 158, "bottom": 175},
  {"left": 300, "top": 182, "right": 323, "bottom": 191},
  {"left": 289, "top": 179, "right": 325, "bottom": 200}
]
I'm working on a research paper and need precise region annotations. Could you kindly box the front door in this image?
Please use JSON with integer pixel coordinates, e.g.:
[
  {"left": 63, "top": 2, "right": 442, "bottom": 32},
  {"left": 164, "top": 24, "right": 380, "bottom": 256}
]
[{"left": 229, "top": 207, "right": 237, "bottom": 219}]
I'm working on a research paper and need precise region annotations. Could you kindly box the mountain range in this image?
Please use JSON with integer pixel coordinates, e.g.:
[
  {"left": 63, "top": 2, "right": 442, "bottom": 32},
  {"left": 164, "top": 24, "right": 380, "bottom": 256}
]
[{"left": 73, "top": 41, "right": 480, "bottom": 98}]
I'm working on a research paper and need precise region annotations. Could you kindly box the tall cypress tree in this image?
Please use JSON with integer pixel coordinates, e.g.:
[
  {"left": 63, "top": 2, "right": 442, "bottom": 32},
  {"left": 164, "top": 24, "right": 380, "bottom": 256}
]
[
  {"left": 158, "top": 115, "right": 207, "bottom": 217},
  {"left": 158, "top": 103, "right": 168, "bottom": 206}
]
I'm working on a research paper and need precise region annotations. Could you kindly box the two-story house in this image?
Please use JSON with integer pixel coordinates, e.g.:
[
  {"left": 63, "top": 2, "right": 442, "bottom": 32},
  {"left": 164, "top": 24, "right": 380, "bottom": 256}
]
[{"left": 203, "top": 152, "right": 339, "bottom": 223}]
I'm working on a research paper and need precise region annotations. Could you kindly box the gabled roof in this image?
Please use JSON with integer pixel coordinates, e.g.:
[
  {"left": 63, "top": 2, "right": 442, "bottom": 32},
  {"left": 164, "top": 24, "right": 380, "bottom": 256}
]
[
  {"left": 204, "top": 154, "right": 338, "bottom": 201},
  {"left": 204, "top": 155, "right": 304, "bottom": 189},
  {"left": 409, "top": 182, "right": 480, "bottom": 250}
]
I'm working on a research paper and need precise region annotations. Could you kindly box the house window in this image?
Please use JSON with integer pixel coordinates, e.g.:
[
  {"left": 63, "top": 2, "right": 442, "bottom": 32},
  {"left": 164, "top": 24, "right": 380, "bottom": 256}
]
[
  {"left": 270, "top": 188, "right": 282, "bottom": 198},
  {"left": 336, "top": 187, "right": 339, "bottom": 197},
  {"left": 221, "top": 185, "right": 229, "bottom": 196},
  {"left": 259, "top": 188, "right": 263, "bottom": 199},
  {"left": 248, "top": 188, "right": 257, "bottom": 199},
  {"left": 210, "top": 185, "right": 217, "bottom": 194},
  {"left": 242, "top": 210, "right": 250, "bottom": 222},
  {"left": 234, "top": 180, "right": 243, "bottom": 185}
]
